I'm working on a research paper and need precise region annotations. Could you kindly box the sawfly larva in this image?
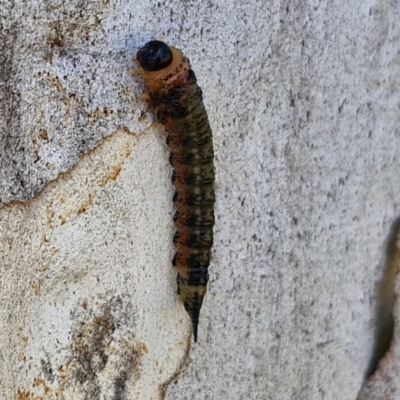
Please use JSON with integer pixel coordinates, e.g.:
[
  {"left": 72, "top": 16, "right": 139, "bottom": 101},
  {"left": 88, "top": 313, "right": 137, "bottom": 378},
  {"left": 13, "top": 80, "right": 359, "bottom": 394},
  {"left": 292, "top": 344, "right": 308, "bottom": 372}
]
[{"left": 136, "top": 40, "right": 215, "bottom": 342}]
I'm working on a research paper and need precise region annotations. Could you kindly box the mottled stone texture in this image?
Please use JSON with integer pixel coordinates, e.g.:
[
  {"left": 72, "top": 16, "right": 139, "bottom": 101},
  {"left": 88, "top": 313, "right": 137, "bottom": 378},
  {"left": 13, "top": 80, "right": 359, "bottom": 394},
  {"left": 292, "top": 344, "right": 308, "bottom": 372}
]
[{"left": 0, "top": 0, "right": 400, "bottom": 399}]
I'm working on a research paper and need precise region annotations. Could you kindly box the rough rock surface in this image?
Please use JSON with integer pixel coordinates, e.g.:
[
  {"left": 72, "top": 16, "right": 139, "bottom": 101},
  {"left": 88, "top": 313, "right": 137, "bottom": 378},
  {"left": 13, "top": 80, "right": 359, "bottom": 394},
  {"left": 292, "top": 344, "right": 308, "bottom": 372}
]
[{"left": 1, "top": 0, "right": 400, "bottom": 399}]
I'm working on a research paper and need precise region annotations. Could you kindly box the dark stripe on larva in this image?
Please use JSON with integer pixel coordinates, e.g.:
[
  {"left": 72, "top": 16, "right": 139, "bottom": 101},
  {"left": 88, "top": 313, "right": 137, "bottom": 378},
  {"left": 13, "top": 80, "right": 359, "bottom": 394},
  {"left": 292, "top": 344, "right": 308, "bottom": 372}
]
[{"left": 136, "top": 41, "right": 214, "bottom": 342}]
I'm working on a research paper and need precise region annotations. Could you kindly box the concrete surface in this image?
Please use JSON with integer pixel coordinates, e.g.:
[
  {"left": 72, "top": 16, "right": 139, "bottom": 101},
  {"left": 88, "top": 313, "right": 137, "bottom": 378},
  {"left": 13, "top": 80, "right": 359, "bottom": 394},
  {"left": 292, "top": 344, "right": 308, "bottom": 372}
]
[{"left": 0, "top": 0, "right": 400, "bottom": 399}]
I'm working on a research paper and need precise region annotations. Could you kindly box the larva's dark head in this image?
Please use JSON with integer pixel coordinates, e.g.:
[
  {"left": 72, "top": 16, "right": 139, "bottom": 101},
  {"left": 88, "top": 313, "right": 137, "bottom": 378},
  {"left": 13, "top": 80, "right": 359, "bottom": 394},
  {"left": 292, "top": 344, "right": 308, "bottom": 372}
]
[{"left": 137, "top": 40, "right": 173, "bottom": 71}]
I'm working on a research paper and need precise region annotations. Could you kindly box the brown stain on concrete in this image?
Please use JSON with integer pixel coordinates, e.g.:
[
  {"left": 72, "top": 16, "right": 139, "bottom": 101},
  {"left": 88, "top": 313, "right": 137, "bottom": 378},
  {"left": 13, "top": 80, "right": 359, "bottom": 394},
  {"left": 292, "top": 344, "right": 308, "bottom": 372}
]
[
  {"left": 16, "top": 298, "right": 148, "bottom": 399},
  {"left": 67, "top": 316, "right": 116, "bottom": 388},
  {"left": 16, "top": 377, "right": 62, "bottom": 400},
  {"left": 44, "top": 0, "right": 111, "bottom": 64},
  {"left": 59, "top": 300, "right": 147, "bottom": 399},
  {"left": 101, "top": 165, "right": 122, "bottom": 187},
  {"left": 111, "top": 342, "right": 148, "bottom": 400},
  {"left": 38, "top": 129, "right": 49, "bottom": 142}
]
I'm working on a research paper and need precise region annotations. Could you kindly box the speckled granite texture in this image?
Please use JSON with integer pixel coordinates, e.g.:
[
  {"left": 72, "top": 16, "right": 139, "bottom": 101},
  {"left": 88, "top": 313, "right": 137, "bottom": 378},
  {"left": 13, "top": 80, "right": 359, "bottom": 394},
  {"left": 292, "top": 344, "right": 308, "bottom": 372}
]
[{"left": 1, "top": 0, "right": 400, "bottom": 399}]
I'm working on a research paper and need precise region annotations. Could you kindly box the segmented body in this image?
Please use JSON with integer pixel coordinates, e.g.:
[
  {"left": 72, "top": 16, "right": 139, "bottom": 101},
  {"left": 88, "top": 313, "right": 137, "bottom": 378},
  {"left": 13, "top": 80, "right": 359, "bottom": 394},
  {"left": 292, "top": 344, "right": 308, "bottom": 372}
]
[{"left": 137, "top": 41, "right": 214, "bottom": 342}]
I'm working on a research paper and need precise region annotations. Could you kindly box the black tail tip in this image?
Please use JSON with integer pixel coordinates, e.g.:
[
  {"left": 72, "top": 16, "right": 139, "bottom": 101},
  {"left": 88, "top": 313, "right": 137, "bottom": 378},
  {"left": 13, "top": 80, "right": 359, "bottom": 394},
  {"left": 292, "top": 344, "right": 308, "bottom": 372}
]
[
  {"left": 193, "top": 322, "right": 198, "bottom": 342},
  {"left": 186, "top": 309, "right": 199, "bottom": 343},
  {"left": 183, "top": 296, "right": 204, "bottom": 343}
]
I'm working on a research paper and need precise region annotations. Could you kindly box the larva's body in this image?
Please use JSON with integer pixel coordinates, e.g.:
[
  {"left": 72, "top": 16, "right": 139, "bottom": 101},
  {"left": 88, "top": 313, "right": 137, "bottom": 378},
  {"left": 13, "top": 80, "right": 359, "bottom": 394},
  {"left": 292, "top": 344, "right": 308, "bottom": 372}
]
[{"left": 137, "top": 41, "right": 214, "bottom": 342}]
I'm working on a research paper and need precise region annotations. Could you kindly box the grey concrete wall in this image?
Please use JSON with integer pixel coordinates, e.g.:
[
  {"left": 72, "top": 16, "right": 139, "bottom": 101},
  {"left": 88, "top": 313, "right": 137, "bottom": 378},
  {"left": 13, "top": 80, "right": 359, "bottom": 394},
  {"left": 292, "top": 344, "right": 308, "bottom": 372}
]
[{"left": 1, "top": 0, "right": 400, "bottom": 399}]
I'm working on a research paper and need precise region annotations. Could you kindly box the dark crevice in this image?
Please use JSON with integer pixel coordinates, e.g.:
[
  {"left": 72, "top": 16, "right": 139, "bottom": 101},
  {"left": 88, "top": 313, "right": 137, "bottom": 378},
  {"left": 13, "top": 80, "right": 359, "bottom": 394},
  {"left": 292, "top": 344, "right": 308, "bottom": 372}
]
[{"left": 364, "top": 215, "right": 400, "bottom": 378}]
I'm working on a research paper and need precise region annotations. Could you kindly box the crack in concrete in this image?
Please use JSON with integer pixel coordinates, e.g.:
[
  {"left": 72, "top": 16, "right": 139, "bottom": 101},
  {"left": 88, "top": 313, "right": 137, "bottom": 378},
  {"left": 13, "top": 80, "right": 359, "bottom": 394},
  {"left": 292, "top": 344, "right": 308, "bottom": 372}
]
[{"left": 158, "top": 335, "right": 192, "bottom": 400}]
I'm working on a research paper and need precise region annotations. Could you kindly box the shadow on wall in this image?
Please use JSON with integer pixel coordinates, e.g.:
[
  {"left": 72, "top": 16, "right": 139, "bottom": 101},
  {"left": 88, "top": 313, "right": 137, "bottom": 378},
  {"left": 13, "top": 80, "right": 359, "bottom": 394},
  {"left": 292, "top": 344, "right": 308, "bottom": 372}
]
[{"left": 365, "top": 215, "right": 400, "bottom": 378}]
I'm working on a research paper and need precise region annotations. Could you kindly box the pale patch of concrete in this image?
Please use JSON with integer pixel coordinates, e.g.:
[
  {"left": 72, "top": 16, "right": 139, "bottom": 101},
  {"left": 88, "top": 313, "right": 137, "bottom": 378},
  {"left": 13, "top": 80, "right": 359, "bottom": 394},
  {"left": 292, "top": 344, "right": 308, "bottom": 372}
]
[{"left": 0, "top": 129, "right": 190, "bottom": 399}]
